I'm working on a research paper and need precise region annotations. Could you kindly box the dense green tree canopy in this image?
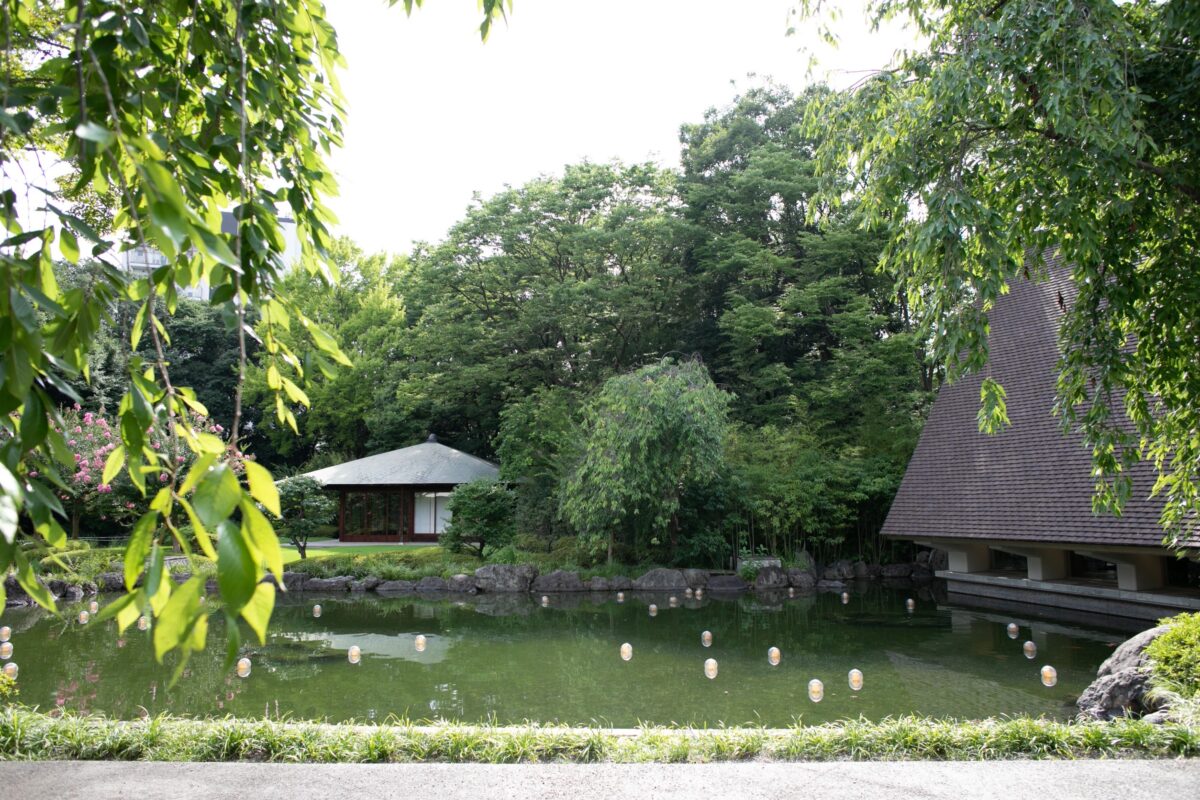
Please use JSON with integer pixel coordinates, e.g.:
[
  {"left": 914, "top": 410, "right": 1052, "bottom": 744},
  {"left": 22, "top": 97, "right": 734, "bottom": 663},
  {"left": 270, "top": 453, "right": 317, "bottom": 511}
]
[{"left": 799, "top": 0, "right": 1200, "bottom": 546}]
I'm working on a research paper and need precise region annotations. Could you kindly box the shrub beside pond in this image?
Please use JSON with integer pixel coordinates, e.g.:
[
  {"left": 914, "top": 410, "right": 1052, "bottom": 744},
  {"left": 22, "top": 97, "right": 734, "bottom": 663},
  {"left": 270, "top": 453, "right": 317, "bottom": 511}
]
[
  {"left": 0, "top": 708, "right": 1194, "bottom": 762},
  {"left": 1147, "top": 612, "right": 1200, "bottom": 698}
]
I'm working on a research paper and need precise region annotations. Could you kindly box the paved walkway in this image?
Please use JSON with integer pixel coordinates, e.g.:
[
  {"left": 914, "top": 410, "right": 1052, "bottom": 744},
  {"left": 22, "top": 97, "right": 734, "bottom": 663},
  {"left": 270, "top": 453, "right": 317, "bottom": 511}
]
[{"left": 2, "top": 760, "right": 1197, "bottom": 799}]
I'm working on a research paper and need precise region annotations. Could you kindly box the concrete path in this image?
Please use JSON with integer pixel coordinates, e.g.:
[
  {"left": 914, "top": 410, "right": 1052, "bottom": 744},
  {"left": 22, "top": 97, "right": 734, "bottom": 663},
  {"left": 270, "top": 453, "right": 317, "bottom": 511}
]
[{"left": 2, "top": 760, "right": 1197, "bottom": 799}]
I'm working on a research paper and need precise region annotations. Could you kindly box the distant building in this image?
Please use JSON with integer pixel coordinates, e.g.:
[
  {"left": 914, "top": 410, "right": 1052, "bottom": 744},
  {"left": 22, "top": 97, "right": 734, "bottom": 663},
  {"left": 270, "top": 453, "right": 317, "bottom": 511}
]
[
  {"left": 118, "top": 211, "right": 302, "bottom": 301},
  {"left": 305, "top": 435, "right": 500, "bottom": 543},
  {"left": 882, "top": 258, "right": 1200, "bottom": 621}
]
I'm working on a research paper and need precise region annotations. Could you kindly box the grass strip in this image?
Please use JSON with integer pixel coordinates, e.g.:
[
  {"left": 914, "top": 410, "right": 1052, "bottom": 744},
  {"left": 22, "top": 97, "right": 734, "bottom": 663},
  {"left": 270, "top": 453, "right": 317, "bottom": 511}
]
[{"left": 0, "top": 709, "right": 1195, "bottom": 763}]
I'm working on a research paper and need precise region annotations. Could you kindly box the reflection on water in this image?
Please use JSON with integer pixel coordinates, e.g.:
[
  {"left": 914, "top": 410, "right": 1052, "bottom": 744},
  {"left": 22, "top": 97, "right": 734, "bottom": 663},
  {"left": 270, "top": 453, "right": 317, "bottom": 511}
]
[{"left": 1, "top": 584, "right": 1125, "bottom": 726}]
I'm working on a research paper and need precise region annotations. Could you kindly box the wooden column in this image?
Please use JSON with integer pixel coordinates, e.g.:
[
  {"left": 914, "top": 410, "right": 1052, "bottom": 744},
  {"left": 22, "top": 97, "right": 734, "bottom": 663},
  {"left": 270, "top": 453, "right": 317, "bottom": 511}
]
[{"left": 338, "top": 490, "right": 346, "bottom": 540}]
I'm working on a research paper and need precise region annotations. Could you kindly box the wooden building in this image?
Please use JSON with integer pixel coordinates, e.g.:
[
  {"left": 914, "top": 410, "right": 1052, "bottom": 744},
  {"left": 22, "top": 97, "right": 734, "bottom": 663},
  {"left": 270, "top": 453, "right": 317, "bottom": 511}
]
[
  {"left": 882, "top": 257, "right": 1200, "bottom": 620},
  {"left": 305, "top": 435, "right": 499, "bottom": 543}
]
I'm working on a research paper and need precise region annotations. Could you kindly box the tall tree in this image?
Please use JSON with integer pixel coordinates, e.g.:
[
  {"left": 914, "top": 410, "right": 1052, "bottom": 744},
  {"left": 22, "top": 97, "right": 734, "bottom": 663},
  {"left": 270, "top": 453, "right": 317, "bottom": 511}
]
[{"left": 800, "top": 0, "right": 1200, "bottom": 546}]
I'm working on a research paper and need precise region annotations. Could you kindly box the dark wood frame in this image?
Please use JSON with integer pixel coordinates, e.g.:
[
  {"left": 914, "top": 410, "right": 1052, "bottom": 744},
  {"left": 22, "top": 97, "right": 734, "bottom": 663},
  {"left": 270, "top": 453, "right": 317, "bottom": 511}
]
[{"left": 331, "top": 484, "right": 456, "bottom": 543}]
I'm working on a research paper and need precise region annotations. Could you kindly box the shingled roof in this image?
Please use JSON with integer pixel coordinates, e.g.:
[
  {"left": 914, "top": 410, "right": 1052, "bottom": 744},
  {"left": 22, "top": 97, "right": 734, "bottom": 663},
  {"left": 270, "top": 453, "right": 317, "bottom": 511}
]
[
  {"left": 304, "top": 436, "right": 499, "bottom": 488},
  {"left": 881, "top": 257, "right": 1168, "bottom": 549}
]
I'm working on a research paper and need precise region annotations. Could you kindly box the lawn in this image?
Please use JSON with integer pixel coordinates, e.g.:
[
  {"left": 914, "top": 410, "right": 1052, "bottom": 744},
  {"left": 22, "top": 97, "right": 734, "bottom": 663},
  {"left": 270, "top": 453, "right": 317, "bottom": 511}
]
[{"left": 280, "top": 543, "right": 438, "bottom": 565}]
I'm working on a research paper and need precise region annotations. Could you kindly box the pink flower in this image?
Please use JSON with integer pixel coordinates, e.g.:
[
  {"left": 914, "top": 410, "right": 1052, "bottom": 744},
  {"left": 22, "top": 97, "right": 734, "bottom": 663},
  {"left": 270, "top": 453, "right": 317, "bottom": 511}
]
[
  {"left": 103, "top": 431, "right": 111, "bottom": 439},
  {"left": 159, "top": 473, "right": 169, "bottom": 483},
  {"left": 126, "top": 502, "right": 136, "bottom": 510},
  {"left": 28, "top": 470, "right": 37, "bottom": 478},
  {"left": 152, "top": 442, "right": 160, "bottom": 449},
  {"left": 176, "top": 455, "right": 185, "bottom": 464},
  {"left": 215, "top": 424, "right": 224, "bottom": 433},
  {"left": 68, "top": 440, "right": 77, "bottom": 447},
  {"left": 74, "top": 425, "right": 82, "bottom": 433},
  {"left": 73, "top": 403, "right": 81, "bottom": 411},
  {"left": 91, "top": 457, "right": 103, "bottom": 469},
  {"left": 98, "top": 484, "right": 112, "bottom": 494}
]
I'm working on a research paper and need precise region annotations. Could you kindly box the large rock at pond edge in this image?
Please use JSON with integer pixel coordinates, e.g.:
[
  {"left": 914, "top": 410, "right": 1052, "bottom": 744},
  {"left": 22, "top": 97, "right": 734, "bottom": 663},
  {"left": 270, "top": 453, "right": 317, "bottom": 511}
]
[
  {"left": 531, "top": 570, "right": 585, "bottom": 592},
  {"left": 609, "top": 575, "right": 633, "bottom": 591},
  {"left": 821, "top": 560, "right": 854, "bottom": 581},
  {"left": 96, "top": 572, "right": 125, "bottom": 592},
  {"left": 415, "top": 576, "right": 448, "bottom": 592},
  {"left": 632, "top": 568, "right": 688, "bottom": 592},
  {"left": 447, "top": 574, "right": 477, "bottom": 594},
  {"left": 1078, "top": 625, "right": 1171, "bottom": 720},
  {"left": 705, "top": 574, "right": 749, "bottom": 593},
  {"left": 930, "top": 549, "right": 949, "bottom": 571},
  {"left": 682, "top": 569, "right": 709, "bottom": 589},
  {"left": 911, "top": 563, "right": 934, "bottom": 581},
  {"left": 3, "top": 575, "right": 34, "bottom": 606},
  {"left": 303, "top": 576, "right": 353, "bottom": 592},
  {"left": 281, "top": 572, "right": 307, "bottom": 591},
  {"left": 474, "top": 564, "right": 538, "bottom": 593},
  {"left": 880, "top": 563, "right": 913, "bottom": 578},
  {"left": 753, "top": 566, "right": 789, "bottom": 591},
  {"left": 587, "top": 576, "right": 610, "bottom": 592},
  {"left": 375, "top": 580, "right": 416, "bottom": 594},
  {"left": 350, "top": 576, "right": 382, "bottom": 593},
  {"left": 787, "top": 569, "right": 816, "bottom": 590}
]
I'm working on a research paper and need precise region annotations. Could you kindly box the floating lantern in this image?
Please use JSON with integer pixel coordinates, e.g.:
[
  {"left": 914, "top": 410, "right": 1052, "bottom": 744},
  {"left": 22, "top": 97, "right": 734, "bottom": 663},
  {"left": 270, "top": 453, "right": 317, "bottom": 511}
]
[
  {"left": 77, "top": 610, "right": 90, "bottom": 625},
  {"left": 685, "top": 588, "right": 694, "bottom": 599},
  {"left": 348, "top": 645, "right": 362, "bottom": 665},
  {"left": 236, "top": 657, "right": 251, "bottom": 679},
  {"left": 849, "top": 668, "right": 864, "bottom": 691},
  {"left": 701, "top": 630, "right": 713, "bottom": 647},
  {"left": 1040, "top": 665, "right": 1058, "bottom": 687},
  {"left": 620, "top": 643, "right": 633, "bottom": 662},
  {"left": 841, "top": 592, "right": 850, "bottom": 604},
  {"left": 414, "top": 634, "right": 427, "bottom": 653},
  {"left": 669, "top": 596, "right": 678, "bottom": 608},
  {"left": 905, "top": 598, "right": 915, "bottom": 612},
  {"left": 312, "top": 604, "right": 322, "bottom": 618},
  {"left": 767, "top": 646, "right": 781, "bottom": 666},
  {"left": 695, "top": 588, "right": 704, "bottom": 599},
  {"left": 541, "top": 595, "right": 550, "bottom": 607},
  {"left": 0, "top": 642, "right": 11, "bottom": 660},
  {"left": 648, "top": 604, "right": 658, "bottom": 617},
  {"left": 808, "top": 678, "right": 824, "bottom": 703},
  {"left": 704, "top": 658, "right": 718, "bottom": 680},
  {"left": 1023, "top": 641, "right": 1037, "bottom": 659},
  {"left": 3, "top": 663, "right": 16, "bottom": 679},
  {"left": 1006, "top": 622, "right": 1019, "bottom": 639},
  {"left": 137, "top": 615, "right": 150, "bottom": 632},
  {"left": 0, "top": 626, "right": 9, "bottom": 643},
  {"left": 88, "top": 600, "right": 99, "bottom": 614},
  {"left": 788, "top": 587, "right": 795, "bottom": 598},
  {"left": 616, "top": 591, "right": 625, "bottom": 603}
]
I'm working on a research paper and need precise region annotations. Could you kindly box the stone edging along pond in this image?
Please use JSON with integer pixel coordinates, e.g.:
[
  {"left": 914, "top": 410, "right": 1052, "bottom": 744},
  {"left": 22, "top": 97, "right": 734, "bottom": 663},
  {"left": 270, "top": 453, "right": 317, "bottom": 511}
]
[{"left": 0, "top": 708, "right": 1196, "bottom": 762}]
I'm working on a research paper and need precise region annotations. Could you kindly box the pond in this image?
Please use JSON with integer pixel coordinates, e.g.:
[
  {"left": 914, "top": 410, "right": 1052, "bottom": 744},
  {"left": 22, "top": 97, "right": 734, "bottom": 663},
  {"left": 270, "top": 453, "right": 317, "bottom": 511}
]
[{"left": 1, "top": 584, "right": 1125, "bottom": 726}]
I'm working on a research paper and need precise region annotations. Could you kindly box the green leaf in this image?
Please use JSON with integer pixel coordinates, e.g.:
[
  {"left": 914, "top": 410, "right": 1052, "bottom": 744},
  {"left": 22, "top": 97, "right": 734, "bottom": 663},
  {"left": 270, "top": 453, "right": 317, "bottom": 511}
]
[
  {"left": 192, "top": 463, "right": 240, "bottom": 529},
  {"left": 241, "top": 499, "right": 283, "bottom": 581},
  {"left": 75, "top": 121, "right": 115, "bottom": 148},
  {"left": 217, "top": 519, "right": 257, "bottom": 614},
  {"left": 59, "top": 228, "right": 80, "bottom": 263},
  {"left": 240, "top": 581, "right": 276, "bottom": 644},
  {"left": 102, "top": 444, "right": 126, "bottom": 486},
  {"left": 18, "top": 391, "right": 48, "bottom": 449},
  {"left": 124, "top": 512, "right": 158, "bottom": 590},
  {"left": 153, "top": 576, "right": 205, "bottom": 663},
  {"left": 243, "top": 460, "right": 280, "bottom": 517},
  {"left": 14, "top": 549, "right": 56, "bottom": 612}
]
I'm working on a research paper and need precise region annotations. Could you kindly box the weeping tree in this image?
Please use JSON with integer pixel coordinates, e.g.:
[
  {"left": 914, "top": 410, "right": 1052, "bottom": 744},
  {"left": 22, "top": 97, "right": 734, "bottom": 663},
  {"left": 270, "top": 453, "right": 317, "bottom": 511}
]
[{"left": 560, "top": 358, "right": 732, "bottom": 565}]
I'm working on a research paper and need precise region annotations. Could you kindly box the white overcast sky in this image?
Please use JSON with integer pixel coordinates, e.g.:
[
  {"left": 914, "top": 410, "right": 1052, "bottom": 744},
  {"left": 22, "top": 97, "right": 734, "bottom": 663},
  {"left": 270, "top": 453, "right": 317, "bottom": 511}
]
[{"left": 323, "top": 0, "right": 916, "bottom": 255}]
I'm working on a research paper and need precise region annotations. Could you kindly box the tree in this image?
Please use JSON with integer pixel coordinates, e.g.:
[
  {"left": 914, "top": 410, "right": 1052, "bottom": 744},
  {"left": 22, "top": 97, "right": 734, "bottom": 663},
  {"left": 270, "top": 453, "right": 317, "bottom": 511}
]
[
  {"left": 560, "top": 358, "right": 732, "bottom": 565},
  {"left": 0, "top": 0, "right": 507, "bottom": 670},
  {"left": 441, "top": 478, "right": 517, "bottom": 558},
  {"left": 276, "top": 476, "right": 336, "bottom": 560},
  {"left": 798, "top": 0, "right": 1200, "bottom": 546}
]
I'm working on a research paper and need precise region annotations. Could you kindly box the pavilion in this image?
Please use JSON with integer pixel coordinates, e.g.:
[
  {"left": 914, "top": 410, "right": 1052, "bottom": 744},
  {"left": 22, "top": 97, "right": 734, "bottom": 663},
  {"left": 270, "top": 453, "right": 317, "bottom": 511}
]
[{"left": 304, "top": 435, "right": 499, "bottom": 543}]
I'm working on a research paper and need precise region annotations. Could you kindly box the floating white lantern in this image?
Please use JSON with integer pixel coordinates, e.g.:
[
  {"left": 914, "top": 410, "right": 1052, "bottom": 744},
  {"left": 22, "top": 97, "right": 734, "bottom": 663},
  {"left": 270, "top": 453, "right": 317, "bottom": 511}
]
[
  {"left": 695, "top": 588, "right": 704, "bottom": 599},
  {"left": 648, "top": 604, "right": 658, "bottom": 617},
  {"left": 767, "top": 646, "right": 781, "bottom": 666},
  {"left": 704, "top": 658, "right": 718, "bottom": 680},
  {"left": 788, "top": 587, "right": 795, "bottom": 598},
  {"left": 620, "top": 643, "right": 633, "bottom": 662},
  {"left": 669, "top": 596, "right": 678, "bottom": 608},
  {"left": 541, "top": 595, "right": 550, "bottom": 607},
  {"left": 1006, "top": 622, "right": 1019, "bottom": 639},
  {"left": 77, "top": 610, "right": 90, "bottom": 625},
  {"left": 685, "top": 588, "right": 694, "bottom": 599},
  {"left": 616, "top": 591, "right": 625, "bottom": 603},
  {"left": 905, "top": 598, "right": 915, "bottom": 612},
  {"left": 414, "top": 635, "right": 427, "bottom": 653},
  {"left": 0, "top": 626, "right": 9, "bottom": 642},
  {"left": 3, "top": 663, "right": 17, "bottom": 679},
  {"left": 808, "top": 678, "right": 824, "bottom": 703},
  {"left": 348, "top": 645, "right": 362, "bottom": 665},
  {"left": 0, "top": 642, "right": 11, "bottom": 660},
  {"left": 312, "top": 604, "right": 322, "bottom": 618},
  {"left": 841, "top": 592, "right": 850, "bottom": 604},
  {"left": 1023, "top": 641, "right": 1037, "bottom": 659},
  {"left": 236, "top": 657, "right": 252, "bottom": 679},
  {"left": 137, "top": 615, "right": 150, "bottom": 632},
  {"left": 701, "top": 630, "right": 713, "bottom": 647},
  {"left": 849, "top": 668, "right": 864, "bottom": 691},
  {"left": 88, "top": 600, "right": 99, "bottom": 614},
  {"left": 1040, "top": 665, "right": 1058, "bottom": 687}
]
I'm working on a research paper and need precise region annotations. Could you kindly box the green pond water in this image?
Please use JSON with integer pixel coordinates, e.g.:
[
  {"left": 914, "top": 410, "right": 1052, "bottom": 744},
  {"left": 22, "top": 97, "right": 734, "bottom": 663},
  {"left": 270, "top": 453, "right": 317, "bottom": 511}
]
[{"left": 1, "top": 584, "right": 1125, "bottom": 726}]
